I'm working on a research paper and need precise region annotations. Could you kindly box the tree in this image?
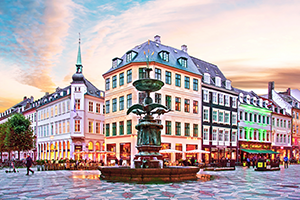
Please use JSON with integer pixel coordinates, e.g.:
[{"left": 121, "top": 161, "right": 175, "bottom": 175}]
[
  {"left": 0, "top": 122, "right": 8, "bottom": 162},
  {"left": 5, "top": 113, "right": 34, "bottom": 160}
]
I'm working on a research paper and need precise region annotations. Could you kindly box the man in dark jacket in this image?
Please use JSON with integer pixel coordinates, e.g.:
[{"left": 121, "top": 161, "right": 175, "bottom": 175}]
[{"left": 26, "top": 155, "right": 34, "bottom": 175}]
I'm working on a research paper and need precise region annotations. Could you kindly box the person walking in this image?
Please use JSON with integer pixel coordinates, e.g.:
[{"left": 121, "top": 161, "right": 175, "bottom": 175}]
[
  {"left": 25, "top": 155, "right": 34, "bottom": 175},
  {"left": 246, "top": 157, "right": 251, "bottom": 168},
  {"left": 283, "top": 155, "right": 289, "bottom": 168}
]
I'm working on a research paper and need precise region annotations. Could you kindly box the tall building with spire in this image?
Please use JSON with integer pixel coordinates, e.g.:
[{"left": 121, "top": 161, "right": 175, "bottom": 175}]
[{"left": 34, "top": 39, "right": 105, "bottom": 161}]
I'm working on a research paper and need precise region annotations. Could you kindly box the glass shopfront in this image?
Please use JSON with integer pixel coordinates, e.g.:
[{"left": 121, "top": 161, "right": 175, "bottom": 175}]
[
  {"left": 107, "top": 143, "right": 116, "bottom": 165},
  {"left": 120, "top": 143, "right": 131, "bottom": 166},
  {"left": 186, "top": 144, "right": 197, "bottom": 160},
  {"left": 175, "top": 143, "right": 183, "bottom": 160},
  {"left": 161, "top": 143, "right": 171, "bottom": 160}
]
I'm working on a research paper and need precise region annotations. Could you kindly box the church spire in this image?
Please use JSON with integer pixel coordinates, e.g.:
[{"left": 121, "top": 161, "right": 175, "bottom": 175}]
[{"left": 76, "top": 33, "right": 82, "bottom": 66}]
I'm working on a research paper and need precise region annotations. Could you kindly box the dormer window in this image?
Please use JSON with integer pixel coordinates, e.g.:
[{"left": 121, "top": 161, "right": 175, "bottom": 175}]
[
  {"left": 126, "top": 50, "right": 138, "bottom": 62},
  {"left": 239, "top": 93, "right": 243, "bottom": 102},
  {"left": 215, "top": 76, "right": 221, "bottom": 87},
  {"left": 159, "top": 51, "right": 169, "bottom": 62},
  {"left": 246, "top": 95, "right": 250, "bottom": 104},
  {"left": 225, "top": 80, "right": 231, "bottom": 90},
  {"left": 178, "top": 57, "right": 187, "bottom": 68},
  {"left": 112, "top": 57, "right": 123, "bottom": 68},
  {"left": 203, "top": 73, "right": 210, "bottom": 84}
]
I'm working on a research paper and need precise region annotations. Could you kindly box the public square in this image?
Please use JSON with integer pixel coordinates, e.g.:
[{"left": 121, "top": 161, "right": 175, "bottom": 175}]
[{"left": 0, "top": 165, "right": 300, "bottom": 200}]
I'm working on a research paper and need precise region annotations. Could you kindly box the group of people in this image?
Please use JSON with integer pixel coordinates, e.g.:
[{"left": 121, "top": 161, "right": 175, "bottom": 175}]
[
  {"left": 245, "top": 155, "right": 290, "bottom": 168},
  {"left": 7, "top": 155, "right": 34, "bottom": 175}
]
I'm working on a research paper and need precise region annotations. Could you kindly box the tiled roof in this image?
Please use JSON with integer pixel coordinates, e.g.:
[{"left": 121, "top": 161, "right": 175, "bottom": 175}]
[{"left": 104, "top": 40, "right": 201, "bottom": 76}]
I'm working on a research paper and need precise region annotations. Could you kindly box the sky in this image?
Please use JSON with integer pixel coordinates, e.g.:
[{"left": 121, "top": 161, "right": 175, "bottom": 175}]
[{"left": 1, "top": 0, "right": 300, "bottom": 112}]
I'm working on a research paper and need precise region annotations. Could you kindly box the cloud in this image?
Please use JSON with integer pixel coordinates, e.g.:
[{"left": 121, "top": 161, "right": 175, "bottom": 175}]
[
  {"left": 229, "top": 66, "right": 300, "bottom": 92},
  {"left": 0, "top": 0, "right": 78, "bottom": 92}
]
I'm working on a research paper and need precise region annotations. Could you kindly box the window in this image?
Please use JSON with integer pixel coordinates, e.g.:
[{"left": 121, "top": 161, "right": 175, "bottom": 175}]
[
  {"left": 203, "top": 128, "right": 209, "bottom": 140},
  {"left": 219, "top": 112, "right": 224, "bottom": 123},
  {"left": 280, "top": 119, "right": 283, "bottom": 127},
  {"left": 212, "top": 129, "right": 217, "bottom": 141},
  {"left": 175, "top": 122, "right": 181, "bottom": 136},
  {"left": 96, "top": 122, "right": 100, "bottom": 134},
  {"left": 63, "top": 121, "right": 65, "bottom": 133},
  {"left": 288, "top": 121, "right": 291, "bottom": 129},
  {"left": 159, "top": 51, "right": 169, "bottom": 62},
  {"left": 155, "top": 68, "right": 161, "bottom": 80},
  {"left": 105, "top": 100, "right": 110, "bottom": 114},
  {"left": 55, "top": 105, "right": 58, "bottom": 116},
  {"left": 184, "top": 99, "right": 190, "bottom": 112},
  {"left": 165, "top": 71, "right": 171, "bottom": 84},
  {"left": 225, "top": 95, "right": 229, "bottom": 106},
  {"left": 224, "top": 130, "right": 229, "bottom": 142},
  {"left": 105, "top": 78, "right": 110, "bottom": 90},
  {"left": 119, "top": 96, "right": 124, "bottom": 111},
  {"left": 112, "top": 75, "right": 117, "bottom": 88},
  {"left": 89, "top": 121, "right": 94, "bottom": 133},
  {"left": 75, "top": 120, "right": 80, "bottom": 132},
  {"left": 175, "top": 97, "right": 181, "bottom": 111},
  {"left": 166, "top": 121, "right": 171, "bottom": 135},
  {"left": 193, "top": 100, "right": 198, "bottom": 114},
  {"left": 184, "top": 123, "right": 190, "bottom": 136},
  {"left": 127, "top": 69, "right": 132, "bottom": 83},
  {"left": 184, "top": 76, "right": 190, "bottom": 89},
  {"left": 89, "top": 102, "right": 93, "bottom": 112},
  {"left": 119, "top": 121, "right": 124, "bottom": 135},
  {"left": 127, "top": 120, "right": 132, "bottom": 134},
  {"left": 219, "top": 94, "right": 224, "bottom": 105},
  {"left": 232, "top": 131, "right": 236, "bottom": 142},
  {"left": 193, "top": 79, "right": 198, "bottom": 91},
  {"left": 232, "top": 114, "right": 237, "bottom": 124},
  {"left": 240, "top": 111, "right": 243, "bottom": 120},
  {"left": 203, "top": 90, "right": 209, "bottom": 102},
  {"left": 166, "top": 95, "right": 171, "bottom": 109},
  {"left": 245, "top": 112, "right": 248, "bottom": 121},
  {"left": 112, "top": 98, "right": 117, "bottom": 112},
  {"left": 249, "top": 113, "right": 252, "bottom": 122},
  {"left": 105, "top": 124, "right": 110, "bottom": 136},
  {"left": 212, "top": 92, "right": 217, "bottom": 104},
  {"left": 51, "top": 107, "right": 53, "bottom": 117},
  {"left": 232, "top": 97, "right": 237, "bottom": 108},
  {"left": 67, "top": 101, "right": 70, "bottom": 111},
  {"left": 263, "top": 116, "right": 266, "bottom": 124},
  {"left": 55, "top": 123, "right": 58, "bottom": 134},
  {"left": 225, "top": 113, "right": 230, "bottom": 123},
  {"left": 175, "top": 74, "right": 181, "bottom": 87},
  {"left": 75, "top": 99, "right": 80, "bottom": 110},
  {"left": 193, "top": 124, "right": 198, "bottom": 137},
  {"left": 155, "top": 93, "right": 161, "bottom": 104},
  {"left": 139, "top": 68, "right": 146, "bottom": 79},
  {"left": 139, "top": 92, "right": 146, "bottom": 104},
  {"left": 219, "top": 130, "right": 223, "bottom": 141},
  {"left": 126, "top": 51, "right": 137, "bottom": 62},
  {"left": 96, "top": 103, "right": 101, "bottom": 113},
  {"left": 203, "top": 109, "right": 209, "bottom": 121},
  {"left": 284, "top": 120, "right": 286, "bottom": 128},
  {"left": 67, "top": 122, "right": 70, "bottom": 133},
  {"left": 58, "top": 104, "right": 61, "bottom": 115},
  {"left": 178, "top": 57, "right": 187, "bottom": 67},
  {"left": 213, "top": 110, "right": 218, "bottom": 122},
  {"left": 119, "top": 72, "right": 124, "bottom": 86},
  {"left": 127, "top": 94, "right": 132, "bottom": 108},
  {"left": 112, "top": 122, "right": 117, "bottom": 136}
]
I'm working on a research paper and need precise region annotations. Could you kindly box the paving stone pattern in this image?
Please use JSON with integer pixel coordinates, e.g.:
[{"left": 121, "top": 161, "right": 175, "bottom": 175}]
[{"left": 0, "top": 165, "right": 299, "bottom": 199}]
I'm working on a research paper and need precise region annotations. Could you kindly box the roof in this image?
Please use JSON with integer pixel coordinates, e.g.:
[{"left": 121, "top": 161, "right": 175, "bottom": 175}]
[
  {"left": 103, "top": 40, "right": 201, "bottom": 76},
  {"left": 84, "top": 78, "right": 105, "bottom": 98}
]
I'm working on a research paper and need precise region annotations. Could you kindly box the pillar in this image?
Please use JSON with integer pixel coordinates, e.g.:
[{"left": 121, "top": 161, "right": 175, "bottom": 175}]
[{"left": 70, "top": 140, "right": 74, "bottom": 159}]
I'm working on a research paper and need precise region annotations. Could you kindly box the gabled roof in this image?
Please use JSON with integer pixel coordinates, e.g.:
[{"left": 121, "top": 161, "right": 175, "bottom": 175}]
[
  {"left": 103, "top": 40, "right": 201, "bottom": 76},
  {"left": 84, "top": 78, "right": 105, "bottom": 98}
]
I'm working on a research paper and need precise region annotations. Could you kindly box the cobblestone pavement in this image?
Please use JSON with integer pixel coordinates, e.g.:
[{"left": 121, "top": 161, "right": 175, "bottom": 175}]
[{"left": 0, "top": 165, "right": 300, "bottom": 199}]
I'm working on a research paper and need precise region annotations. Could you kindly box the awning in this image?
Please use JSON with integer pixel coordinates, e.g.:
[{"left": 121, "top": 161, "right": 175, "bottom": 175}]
[{"left": 241, "top": 149, "right": 279, "bottom": 154}]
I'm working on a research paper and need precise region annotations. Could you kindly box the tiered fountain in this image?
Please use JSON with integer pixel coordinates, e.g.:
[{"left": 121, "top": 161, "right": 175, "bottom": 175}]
[{"left": 99, "top": 49, "right": 200, "bottom": 183}]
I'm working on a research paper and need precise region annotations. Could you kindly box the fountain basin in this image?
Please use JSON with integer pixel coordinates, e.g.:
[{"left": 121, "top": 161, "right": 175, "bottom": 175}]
[
  {"left": 99, "top": 166, "right": 200, "bottom": 183},
  {"left": 133, "top": 79, "right": 164, "bottom": 92}
]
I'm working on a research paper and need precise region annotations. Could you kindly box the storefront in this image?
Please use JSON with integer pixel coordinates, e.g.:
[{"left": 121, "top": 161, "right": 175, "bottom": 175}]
[
  {"left": 120, "top": 143, "right": 131, "bottom": 166},
  {"left": 272, "top": 146, "right": 292, "bottom": 161},
  {"left": 175, "top": 143, "right": 183, "bottom": 160},
  {"left": 186, "top": 144, "right": 197, "bottom": 161},
  {"left": 161, "top": 143, "right": 171, "bottom": 161},
  {"left": 74, "top": 145, "right": 82, "bottom": 160},
  {"left": 106, "top": 143, "right": 116, "bottom": 165}
]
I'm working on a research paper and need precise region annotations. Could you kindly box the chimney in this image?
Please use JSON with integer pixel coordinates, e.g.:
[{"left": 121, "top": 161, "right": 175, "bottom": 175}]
[
  {"left": 154, "top": 35, "right": 161, "bottom": 43},
  {"left": 23, "top": 96, "right": 27, "bottom": 101},
  {"left": 287, "top": 88, "right": 291, "bottom": 95},
  {"left": 30, "top": 96, "right": 34, "bottom": 103},
  {"left": 181, "top": 44, "right": 187, "bottom": 52},
  {"left": 268, "top": 81, "right": 274, "bottom": 100},
  {"left": 45, "top": 92, "right": 49, "bottom": 96}
]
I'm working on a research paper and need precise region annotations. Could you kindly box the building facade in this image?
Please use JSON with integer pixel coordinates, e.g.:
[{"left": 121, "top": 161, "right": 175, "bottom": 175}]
[
  {"left": 235, "top": 89, "right": 272, "bottom": 163},
  {"left": 103, "top": 36, "right": 203, "bottom": 165},
  {"left": 191, "top": 57, "right": 238, "bottom": 163}
]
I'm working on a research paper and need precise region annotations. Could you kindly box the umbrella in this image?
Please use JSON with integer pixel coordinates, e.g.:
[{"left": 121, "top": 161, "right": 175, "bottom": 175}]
[
  {"left": 159, "top": 149, "right": 183, "bottom": 153},
  {"left": 185, "top": 149, "right": 210, "bottom": 154}
]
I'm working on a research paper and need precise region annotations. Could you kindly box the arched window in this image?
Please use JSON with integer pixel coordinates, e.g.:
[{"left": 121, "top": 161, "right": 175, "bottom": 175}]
[
  {"left": 95, "top": 142, "right": 100, "bottom": 151},
  {"left": 88, "top": 142, "right": 93, "bottom": 151}
]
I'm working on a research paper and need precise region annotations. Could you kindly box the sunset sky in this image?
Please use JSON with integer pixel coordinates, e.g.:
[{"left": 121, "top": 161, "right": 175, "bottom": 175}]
[{"left": 1, "top": 0, "right": 300, "bottom": 112}]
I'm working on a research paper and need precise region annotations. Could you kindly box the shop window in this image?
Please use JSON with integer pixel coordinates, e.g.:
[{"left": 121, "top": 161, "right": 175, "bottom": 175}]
[{"left": 88, "top": 142, "right": 93, "bottom": 151}]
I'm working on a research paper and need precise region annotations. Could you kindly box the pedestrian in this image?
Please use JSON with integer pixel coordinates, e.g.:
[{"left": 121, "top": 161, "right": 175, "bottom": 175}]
[
  {"left": 115, "top": 158, "right": 119, "bottom": 166},
  {"left": 252, "top": 157, "right": 256, "bottom": 168},
  {"left": 283, "top": 155, "right": 289, "bottom": 168},
  {"left": 119, "top": 157, "right": 123, "bottom": 166},
  {"left": 25, "top": 155, "right": 34, "bottom": 175},
  {"left": 246, "top": 157, "right": 250, "bottom": 168}
]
